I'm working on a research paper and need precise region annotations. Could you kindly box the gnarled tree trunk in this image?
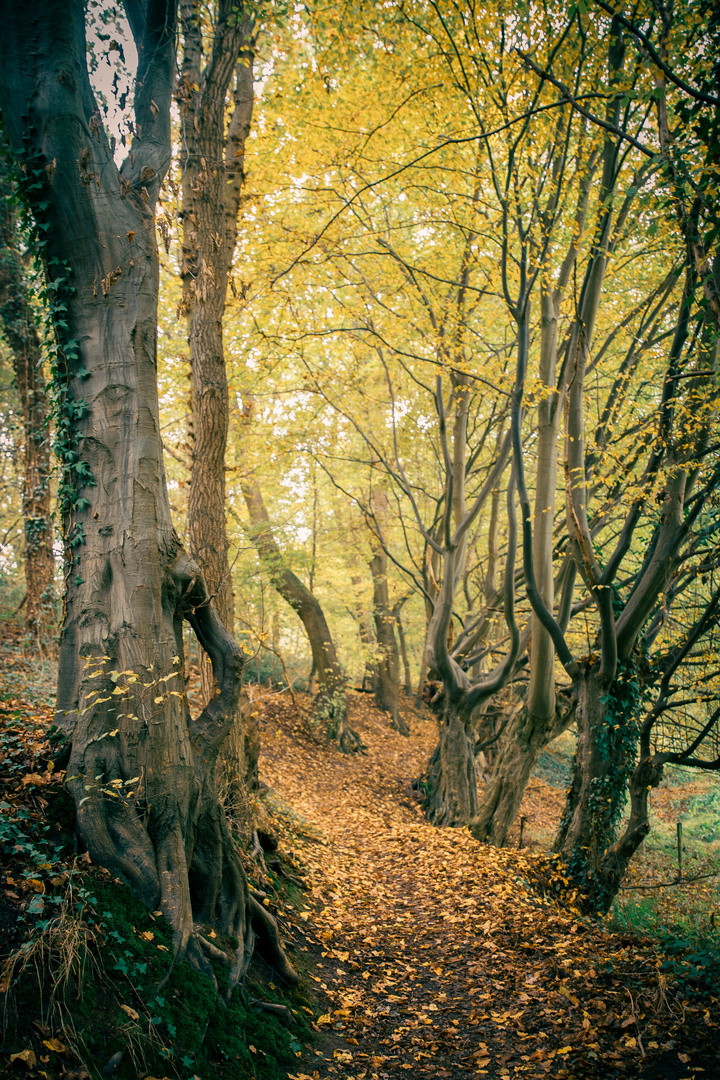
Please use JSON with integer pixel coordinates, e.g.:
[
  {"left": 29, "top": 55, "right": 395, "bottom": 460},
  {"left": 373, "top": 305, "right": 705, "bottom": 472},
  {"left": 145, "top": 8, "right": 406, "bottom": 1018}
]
[
  {"left": 0, "top": 0, "right": 295, "bottom": 987},
  {"left": 553, "top": 667, "right": 647, "bottom": 914},
  {"left": 470, "top": 701, "right": 575, "bottom": 846},
  {"left": 422, "top": 695, "right": 478, "bottom": 826}
]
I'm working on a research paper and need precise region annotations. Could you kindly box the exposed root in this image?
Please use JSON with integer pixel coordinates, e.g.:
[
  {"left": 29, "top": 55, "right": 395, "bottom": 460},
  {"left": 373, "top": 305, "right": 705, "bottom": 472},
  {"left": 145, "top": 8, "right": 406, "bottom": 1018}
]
[
  {"left": 390, "top": 711, "right": 411, "bottom": 737},
  {"left": 197, "top": 933, "right": 233, "bottom": 966},
  {"left": 250, "top": 829, "right": 269, "bottom": 876},
  {"left": 249, "top": 998, "right": 294, "bottom": 1027},
  {"left": 336, "top": 718, "right": 367, "bottom": 755},
  {"left": 248, "top": 894, "right": 300, "bottom": 985}
]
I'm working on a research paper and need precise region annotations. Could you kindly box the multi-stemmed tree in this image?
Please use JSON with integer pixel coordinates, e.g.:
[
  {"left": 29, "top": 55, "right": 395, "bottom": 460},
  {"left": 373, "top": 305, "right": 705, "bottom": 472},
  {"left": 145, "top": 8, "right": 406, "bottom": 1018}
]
[{"left": 0, "top": 0, "right": 296, "bottom": 982}]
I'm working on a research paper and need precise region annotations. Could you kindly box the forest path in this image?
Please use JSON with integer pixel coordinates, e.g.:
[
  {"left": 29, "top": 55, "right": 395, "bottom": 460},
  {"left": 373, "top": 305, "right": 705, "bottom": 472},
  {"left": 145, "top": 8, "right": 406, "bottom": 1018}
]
[{"left": 257, "top": 693, "right": 706, "bottom": 1080}]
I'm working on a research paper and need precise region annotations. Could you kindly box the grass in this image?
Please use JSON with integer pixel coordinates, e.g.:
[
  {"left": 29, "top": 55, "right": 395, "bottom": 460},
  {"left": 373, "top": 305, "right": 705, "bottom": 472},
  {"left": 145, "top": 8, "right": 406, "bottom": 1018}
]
[{"left": 608, "top": 769, "right": 720, "bottom": 1000}]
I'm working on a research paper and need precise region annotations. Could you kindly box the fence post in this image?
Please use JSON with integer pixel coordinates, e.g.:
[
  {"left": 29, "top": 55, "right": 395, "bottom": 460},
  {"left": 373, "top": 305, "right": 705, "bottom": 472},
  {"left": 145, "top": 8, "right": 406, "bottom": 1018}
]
[{"left": 677, "top": 821, "right": 683, "bottom": 883}]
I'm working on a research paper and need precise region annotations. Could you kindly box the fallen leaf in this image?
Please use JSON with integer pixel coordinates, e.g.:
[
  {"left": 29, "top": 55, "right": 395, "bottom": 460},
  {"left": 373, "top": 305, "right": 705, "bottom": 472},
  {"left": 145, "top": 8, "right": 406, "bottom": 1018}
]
[
  {"left": 42, "top": 1038, "right": 67, "bottom": 1053},
  {"left": 10, "top": 1049, "right": 37, "bottom": 1067},
  {"left": 22, "top": 773, "right": 45, "bottom": 786}
]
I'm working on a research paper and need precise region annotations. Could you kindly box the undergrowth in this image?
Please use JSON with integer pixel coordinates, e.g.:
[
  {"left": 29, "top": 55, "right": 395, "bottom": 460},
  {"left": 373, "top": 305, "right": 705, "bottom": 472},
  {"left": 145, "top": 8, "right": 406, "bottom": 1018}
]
[
  {"left": 0, "top": 666, "right": 318, "bottom": 1080},
  {"left": 2, "top": 866, "right": 315, "bottom": 1079}
]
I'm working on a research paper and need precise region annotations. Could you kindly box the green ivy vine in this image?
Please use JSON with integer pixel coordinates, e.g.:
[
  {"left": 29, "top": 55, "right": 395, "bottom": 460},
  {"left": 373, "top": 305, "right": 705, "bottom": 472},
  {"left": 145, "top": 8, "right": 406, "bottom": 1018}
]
[{"left": 12, "top": 147, "right": 95, "bottom": 584}]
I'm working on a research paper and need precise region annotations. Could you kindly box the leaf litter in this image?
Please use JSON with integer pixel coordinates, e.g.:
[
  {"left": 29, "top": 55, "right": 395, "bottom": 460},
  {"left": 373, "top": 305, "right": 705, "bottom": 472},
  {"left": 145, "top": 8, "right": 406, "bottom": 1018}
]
[
  {"left": 258, "top": 692, "right": 718, "bottom": 1080},
  {"left": 0, "top": 631, "right": 717, "bottom": 1080}
]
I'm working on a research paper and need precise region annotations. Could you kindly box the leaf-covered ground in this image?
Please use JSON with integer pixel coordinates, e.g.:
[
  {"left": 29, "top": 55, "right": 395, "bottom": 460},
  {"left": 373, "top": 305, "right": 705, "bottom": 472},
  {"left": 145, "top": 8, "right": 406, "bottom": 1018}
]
[
  {"left": 0, "top": 629, "right": 717, "bottom": 1080},
  {"left": 257, "top": 692, "right": 718, "bottom": 1080}
]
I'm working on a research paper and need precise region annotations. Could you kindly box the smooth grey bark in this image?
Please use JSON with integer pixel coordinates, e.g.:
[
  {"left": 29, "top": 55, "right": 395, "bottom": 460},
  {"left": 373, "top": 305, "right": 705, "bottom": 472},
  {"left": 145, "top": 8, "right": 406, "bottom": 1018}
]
[{"left": 0, "top": 0, "right": 296, "bottom": 984}]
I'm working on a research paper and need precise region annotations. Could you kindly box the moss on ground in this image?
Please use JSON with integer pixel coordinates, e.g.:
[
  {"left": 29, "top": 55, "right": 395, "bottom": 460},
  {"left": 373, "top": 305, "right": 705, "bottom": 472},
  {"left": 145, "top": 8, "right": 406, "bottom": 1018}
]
[{"left": 3, "top": 870, "right": 315, "bottom": 1080}]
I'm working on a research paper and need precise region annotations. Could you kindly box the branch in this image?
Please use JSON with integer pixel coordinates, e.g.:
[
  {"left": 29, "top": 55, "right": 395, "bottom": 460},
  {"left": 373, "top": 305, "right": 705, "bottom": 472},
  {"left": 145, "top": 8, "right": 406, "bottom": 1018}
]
[
  {"left": 516, "top": 50, "right": 655, "bottom": 159},
  {"left": 273, "top": 94, "right": 618, "bottom": 284},
  {"left": 512, "top": 307, "right": 579, "bottom": 678},
  {"left": 593, "top": 1, "right": 720, "bottom": 107}
]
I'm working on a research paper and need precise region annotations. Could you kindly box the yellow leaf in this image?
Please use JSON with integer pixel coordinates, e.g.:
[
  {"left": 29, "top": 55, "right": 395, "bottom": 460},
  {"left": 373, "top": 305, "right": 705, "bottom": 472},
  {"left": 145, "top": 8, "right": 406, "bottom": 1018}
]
[
  {"left": 120, "top": 1004, "right": 140, "bottom": 1021},
  {"left": 557, "top": 1046, "right": 573, "bottom": 1055},
  {"left": 10, "top": 1050, "right": 36, "bottom": 1067},
  {"left": 42, "top": 1038, "right": 67, "bottom": 1053}
]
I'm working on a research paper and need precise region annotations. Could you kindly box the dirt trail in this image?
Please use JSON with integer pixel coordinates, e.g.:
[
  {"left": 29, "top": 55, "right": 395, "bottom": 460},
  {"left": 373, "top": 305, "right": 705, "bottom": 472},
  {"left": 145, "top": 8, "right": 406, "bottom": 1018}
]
[{"left": 258, "top": 693, "right": 715, "bottom": 1080}]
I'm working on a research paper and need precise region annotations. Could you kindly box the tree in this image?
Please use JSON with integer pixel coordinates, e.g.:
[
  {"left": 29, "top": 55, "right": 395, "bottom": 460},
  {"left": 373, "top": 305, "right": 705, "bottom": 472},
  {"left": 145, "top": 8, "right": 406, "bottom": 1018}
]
[
  {"left": 0, "top": 0, "right": 296, "bottom": 982},
  {"left": 460, "top": 0, "right": 720, "bottom": 910},
  {"left": 238, "top": 397, "right": 364, "bottom": 751},
  {"left": 178, "top": 0, "right": 259, "bottom": 806},
  {"left": 366, "top": 486, "right": 406, "bottom": 733},
  {"left": 0, "top": 148, "right": 54, "bottom": 638}
]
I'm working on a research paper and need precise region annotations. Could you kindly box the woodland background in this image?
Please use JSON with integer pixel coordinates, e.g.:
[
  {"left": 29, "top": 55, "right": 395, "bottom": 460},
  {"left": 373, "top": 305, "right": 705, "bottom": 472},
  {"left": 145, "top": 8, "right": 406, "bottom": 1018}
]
[{"left": 0, "top": 1, "right": 719, "bottom": 1078}]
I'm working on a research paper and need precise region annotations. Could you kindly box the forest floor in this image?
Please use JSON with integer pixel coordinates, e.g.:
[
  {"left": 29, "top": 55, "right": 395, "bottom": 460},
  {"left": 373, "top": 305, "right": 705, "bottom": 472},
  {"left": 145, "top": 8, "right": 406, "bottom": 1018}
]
[
  {"left": 255, "top": 691, "right": 719, "bottom": 1080},
  {"left": 0, "top": 624, "right": 718, "bottom": 1080}
]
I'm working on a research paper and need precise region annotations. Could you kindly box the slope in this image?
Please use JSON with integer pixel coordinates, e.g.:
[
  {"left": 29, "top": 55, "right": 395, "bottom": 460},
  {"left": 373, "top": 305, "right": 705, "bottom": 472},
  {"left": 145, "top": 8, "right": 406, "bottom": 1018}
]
[{"left": 258, "top": 693, "right": 717, "bottom": 1080}]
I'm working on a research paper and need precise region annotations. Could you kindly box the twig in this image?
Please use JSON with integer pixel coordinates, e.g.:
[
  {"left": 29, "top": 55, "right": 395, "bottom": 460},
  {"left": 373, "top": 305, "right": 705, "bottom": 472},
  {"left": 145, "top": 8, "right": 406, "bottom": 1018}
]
[{"left": 619, "top": 869, "right": 720, "bottom": 890}]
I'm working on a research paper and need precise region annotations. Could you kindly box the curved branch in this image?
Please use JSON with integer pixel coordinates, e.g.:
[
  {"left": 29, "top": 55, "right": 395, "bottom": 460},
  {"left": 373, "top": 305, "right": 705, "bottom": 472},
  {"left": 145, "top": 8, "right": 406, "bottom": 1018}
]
[
  {"left": 513, "top": 308, "right": 579, "bottom": 678},
  {"left": 593, "top": 1, "right": 720, "bottom": 107},
  {"left": 463, "top": 468, "right": 521, "bottom": 714}
]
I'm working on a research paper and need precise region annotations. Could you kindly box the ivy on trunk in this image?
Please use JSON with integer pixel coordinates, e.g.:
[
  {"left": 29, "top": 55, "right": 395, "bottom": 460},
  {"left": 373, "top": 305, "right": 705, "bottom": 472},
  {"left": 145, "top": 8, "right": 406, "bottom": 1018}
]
[{"left": 0, "top": 0, "right": 296, "bottom": 986}]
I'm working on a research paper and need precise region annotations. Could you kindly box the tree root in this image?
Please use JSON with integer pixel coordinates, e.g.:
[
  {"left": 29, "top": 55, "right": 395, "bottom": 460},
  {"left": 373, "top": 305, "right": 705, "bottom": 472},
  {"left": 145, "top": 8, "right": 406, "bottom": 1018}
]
[
  {"left": 390, "top": 712, "right": 410, "bottom": 737},
  {"left": 249, "top": 999, "right": 295, "bottom": 1027},
  {"left": 248, "top": 894, "right": 301, "bottom": 985},
  {"left": 336, "top": 720, "right": 367, "bottom": 755},
  {"left": 250, "top": 829, "right": 269, "bottom": 876},
  {"left": 197, "top": 933, "right": 233, "bottom": 966}
]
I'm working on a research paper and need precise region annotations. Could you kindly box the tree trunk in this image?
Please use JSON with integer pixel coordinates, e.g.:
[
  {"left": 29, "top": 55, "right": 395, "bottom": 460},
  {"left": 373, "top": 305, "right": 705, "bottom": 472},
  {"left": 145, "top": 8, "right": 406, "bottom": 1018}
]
[
  {"left": 421, "top": 698, "right": 478, "bottom": 827},
  {"left": 470, "top": 704, "right": 571, "bottom": 846},
  {"left": 369, "top": 549, "right": 407, "bottom": 734},
  {"left": 0, "top": 0, "right": 296, "bottom": 986},
  {"left": 393, "top": 600, "right": 413, "bottom": 696},
  {"left": 350, "top": 573, "right": 377, "bottom": 692},
  {"left": 240, "top": 454, "right": 363, "bottom": 752},
  {"left": 0, "top": 148, "right": 54, "bottom": 639},
  {"left": 180, "top": 2, "right": 259, "bottom": 804},
  {"left": 553, "top": 667, "right": 645, "bottom": 913}
]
